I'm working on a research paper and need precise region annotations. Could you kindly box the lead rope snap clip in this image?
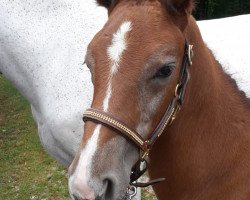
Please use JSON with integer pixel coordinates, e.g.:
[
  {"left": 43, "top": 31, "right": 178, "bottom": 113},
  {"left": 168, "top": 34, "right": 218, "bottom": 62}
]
[{"left": 126, "top": 185, "right": 137, "bottom": 200}]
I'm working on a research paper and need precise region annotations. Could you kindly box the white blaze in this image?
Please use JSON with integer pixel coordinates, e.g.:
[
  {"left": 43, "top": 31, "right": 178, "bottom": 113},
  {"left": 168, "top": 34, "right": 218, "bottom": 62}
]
[
  {"left": 70, "top": 21, "right": 132, "bottom": 196},
  {"left": 103, "top": 83, "right": 112, "bottom": 112},
  {"left": 69, "top": 125, "right": 101, "bottom": 198},
  {"left": 104, "top": 21, "right": 132, "bottom": 111},
  {"left": 108, "top": 21, "right": 132, "bottom": 74}
]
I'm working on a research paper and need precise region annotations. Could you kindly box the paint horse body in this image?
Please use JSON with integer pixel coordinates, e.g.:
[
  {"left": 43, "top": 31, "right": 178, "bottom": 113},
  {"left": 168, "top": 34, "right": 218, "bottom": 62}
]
[{"left": 69, "top": 0, "right": 250, "bottom": 199}]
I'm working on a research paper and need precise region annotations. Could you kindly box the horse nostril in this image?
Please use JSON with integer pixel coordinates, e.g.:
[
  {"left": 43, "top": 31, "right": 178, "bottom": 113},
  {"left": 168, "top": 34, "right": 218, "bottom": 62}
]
[
  {"left": 102, "top": 178, "right": 114, "bottom": 199},
  {"left": 72, "top": 194, "right": 82, "bottom": 200}
]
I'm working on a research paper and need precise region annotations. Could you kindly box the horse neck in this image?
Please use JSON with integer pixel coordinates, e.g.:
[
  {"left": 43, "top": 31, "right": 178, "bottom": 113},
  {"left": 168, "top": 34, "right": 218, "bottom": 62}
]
[
  {"left": 150, "top": 17, "right": 250, "bottom": 198},
  {"left": 183, "top": 17, "right": 250, "bottom": 134}
]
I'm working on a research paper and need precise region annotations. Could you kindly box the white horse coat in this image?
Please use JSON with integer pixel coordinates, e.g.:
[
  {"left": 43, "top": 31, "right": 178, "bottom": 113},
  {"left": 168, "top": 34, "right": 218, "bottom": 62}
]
[
  {"left": 0, "top": 0, "right": 106, "bottom": 166},
  {"left": 0, "top": 0, "right": 249, "bottom": 168}
]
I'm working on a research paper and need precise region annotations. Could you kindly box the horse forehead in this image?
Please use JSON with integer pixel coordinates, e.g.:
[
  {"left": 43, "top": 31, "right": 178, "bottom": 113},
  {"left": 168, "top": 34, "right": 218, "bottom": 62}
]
[
  {"left": 107, "top": 21, "right": 132, "bottom": 62},
  {"left": 89, "top": 2, "right": 165, "bottom": 51},
  {"left": 86, "top": 20, "right": 134, "bottom": 77},
  {"left": 89, "top": 20, "right": 132, "bottom": 52},
  {"left": 88, "top": 3, "right": 181, "bottom": 76}
]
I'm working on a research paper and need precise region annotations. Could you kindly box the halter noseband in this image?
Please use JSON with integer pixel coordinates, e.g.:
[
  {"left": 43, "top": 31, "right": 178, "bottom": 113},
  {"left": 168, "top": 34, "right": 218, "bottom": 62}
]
[{"left": 82, "top": 42, "right": 193, "bottom": 194}]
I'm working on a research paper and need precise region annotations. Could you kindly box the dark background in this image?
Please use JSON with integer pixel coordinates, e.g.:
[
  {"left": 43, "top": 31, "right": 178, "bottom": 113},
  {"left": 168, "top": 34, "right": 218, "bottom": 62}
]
[{"left": 193, "top": 0, "right": 250, "bottom": 20}]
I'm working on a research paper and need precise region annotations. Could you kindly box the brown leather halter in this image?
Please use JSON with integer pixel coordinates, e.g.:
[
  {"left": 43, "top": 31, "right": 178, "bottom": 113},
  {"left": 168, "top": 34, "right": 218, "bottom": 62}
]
[{"left": 83, "top": 42, "right": 193, "bottom": 190}]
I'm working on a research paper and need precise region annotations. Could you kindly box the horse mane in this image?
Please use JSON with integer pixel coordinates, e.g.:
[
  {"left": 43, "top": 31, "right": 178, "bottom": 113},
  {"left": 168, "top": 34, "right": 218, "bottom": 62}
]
[
  {"left": 210, "top": 49, "right": 250, "bottom": 110},
  {"left": 223, "top": 71, "right": 250, "bottom": 110}
]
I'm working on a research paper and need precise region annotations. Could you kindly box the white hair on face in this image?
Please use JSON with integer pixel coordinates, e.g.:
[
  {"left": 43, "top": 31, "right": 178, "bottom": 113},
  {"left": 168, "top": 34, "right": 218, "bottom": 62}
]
[
  {"left": 103, "top": 82, "right": 112, "bottom": 112},
  {"left": 103, "top": 21, "right": 132, "bottom": 111},
  {"left": 69, "top": 21, "right": 133, "bottom": 197},
  {"left": 108, "top": 21, "right": 132, "bottom": 74},
  {"left": 136, "top": 90, "right": 165, "bottom": 137},
  {"left": 69, "top": 125, "right": 101, "bottom": 198}
]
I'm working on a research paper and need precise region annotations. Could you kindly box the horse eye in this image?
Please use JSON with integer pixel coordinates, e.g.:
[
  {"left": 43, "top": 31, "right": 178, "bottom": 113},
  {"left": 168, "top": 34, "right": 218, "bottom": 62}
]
[{"left": 154, "top": 64, "right": 173, "bottom": 79}]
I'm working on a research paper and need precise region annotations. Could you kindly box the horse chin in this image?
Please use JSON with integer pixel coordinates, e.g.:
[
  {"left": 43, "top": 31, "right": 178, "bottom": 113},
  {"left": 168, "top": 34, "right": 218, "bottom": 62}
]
[{"left": 68, "top": 180, "right": 129, "bottom": 200}]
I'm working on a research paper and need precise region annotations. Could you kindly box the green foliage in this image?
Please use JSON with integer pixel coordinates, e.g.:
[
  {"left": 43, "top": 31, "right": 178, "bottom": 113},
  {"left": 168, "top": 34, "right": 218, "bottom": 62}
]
[{"left": 194, "top": 0, "right": 250, "bottom": 20}]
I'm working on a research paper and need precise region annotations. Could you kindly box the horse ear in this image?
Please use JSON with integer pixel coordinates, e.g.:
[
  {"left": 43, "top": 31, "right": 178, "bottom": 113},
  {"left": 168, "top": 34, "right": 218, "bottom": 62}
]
[
  {"left": 96, "top": 0, "right": 115, "bottom": 8},
  {"left": 164, "top": 0, "right": 194, "bottom": 15}
]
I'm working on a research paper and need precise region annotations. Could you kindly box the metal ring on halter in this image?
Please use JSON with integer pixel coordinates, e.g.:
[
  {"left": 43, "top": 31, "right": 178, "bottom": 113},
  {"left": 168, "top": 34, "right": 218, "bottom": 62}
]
[
  {"left": 174, "top": 83, "right": 181, "bottom": 98},
  {"left": 188, "top": 45, "right": 194, "bottom": 66}
]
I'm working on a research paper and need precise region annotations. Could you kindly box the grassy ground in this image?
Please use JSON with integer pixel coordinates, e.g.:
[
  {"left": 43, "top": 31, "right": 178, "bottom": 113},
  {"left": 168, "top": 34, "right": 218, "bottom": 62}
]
[
  {"left": 0, "top": 76, "right": 69, "bottom": 199},
  {"left": 0, "top": 76, "right": 156, "bottom": 200}
]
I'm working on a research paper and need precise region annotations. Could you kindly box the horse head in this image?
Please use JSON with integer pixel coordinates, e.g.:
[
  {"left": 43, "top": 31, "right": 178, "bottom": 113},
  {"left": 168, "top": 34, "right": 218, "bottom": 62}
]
[{"left": 68, "top": 0, "right": 195, "bottom": 199}]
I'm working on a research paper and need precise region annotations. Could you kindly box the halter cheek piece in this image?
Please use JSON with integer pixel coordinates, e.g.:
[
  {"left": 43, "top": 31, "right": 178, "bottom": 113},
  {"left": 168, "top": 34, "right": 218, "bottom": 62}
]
[{"left": 82, "top": 42, "right": 193, "bottom": 193}]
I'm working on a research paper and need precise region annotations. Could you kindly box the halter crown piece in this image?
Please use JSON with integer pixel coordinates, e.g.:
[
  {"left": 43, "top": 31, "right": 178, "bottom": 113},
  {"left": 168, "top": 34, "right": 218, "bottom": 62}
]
[{"left": 82, "top": 42, "right": 193, "bottom": 197}]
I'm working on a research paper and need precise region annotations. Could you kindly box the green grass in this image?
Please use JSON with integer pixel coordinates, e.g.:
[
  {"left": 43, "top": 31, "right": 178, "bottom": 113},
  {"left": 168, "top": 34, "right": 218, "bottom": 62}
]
[
  {"left": 0, "top": 76, "right": 69, "bottom": 200},
  {"left": 0, "top": 76, "right": 156, "bottom": 200}
]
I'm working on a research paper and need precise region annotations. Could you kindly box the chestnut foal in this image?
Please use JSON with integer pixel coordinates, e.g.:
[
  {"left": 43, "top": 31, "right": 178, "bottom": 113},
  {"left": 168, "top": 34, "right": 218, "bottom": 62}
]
[{"left": 69, "top": 0, "right": 250, "bottom": 199}]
